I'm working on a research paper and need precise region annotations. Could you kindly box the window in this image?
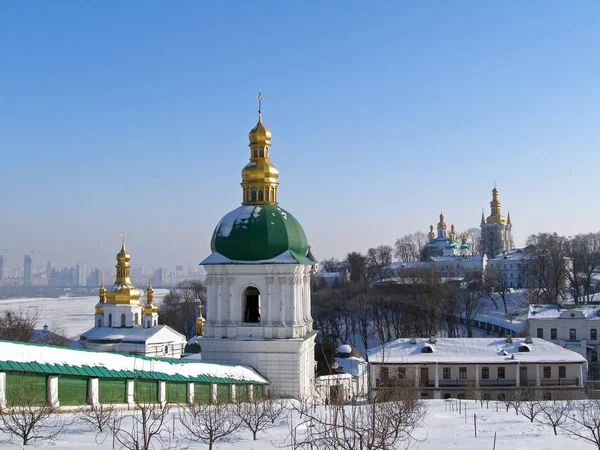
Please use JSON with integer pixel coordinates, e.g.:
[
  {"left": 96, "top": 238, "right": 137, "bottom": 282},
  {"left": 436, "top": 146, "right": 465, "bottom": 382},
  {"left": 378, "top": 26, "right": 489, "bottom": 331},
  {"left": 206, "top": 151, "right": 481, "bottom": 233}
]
[
  {"left": 543, "top": 392, "right": 552, "bottom": 401},
  {"left": 97, "top": 319, "right": 102, "bottom": 328},
  {"left": 121, "top": 314, "right": 126, "bottom": 327},
  {"left": 537, "top": 328, "right": 544, "bottom": 339},
  {"left": 398, "top": 368, "right": 406, "bottom": 379},
  {"left": 164, "top": 345, "right": 169, "bottom": 354},
  {"left": 497, "top": 367, "right": 505, "bottom": 379},
  {"left": 422, "top": 346, "right": 433, "bottom": 354},
  {"left": 543, "top": 366, "right": 551, "bottom": 379},
  {"left": 108, "top": 314, "right": 112, "bottom": 327},
  {"left": 243, "top": 286, "right": 261, "bottom": 323},
  {"left": 253, "top": 149, "right": 258, "bottom": 158},
  {"left": 570, "top": 329, "right": 577, "bottom": 340},
  {"left": 559, "top": 366, "right": 566, "bottom": 378},
  {"left": 251, "top": 188, "right": 257, "bottom": 202},
  {"left": 459, "top": 367, "right": 467, "bottom": 380},
  {"left": 134, "top": 313, "right": 139, "bottom": 325},
  {"left": 592, "top": 351, "right": 598, "bottom": 362},
  {"left": 443, "top": 368, "right": 451, "bottom": 380},
  {"left": 592, "top": 329, "right": 598, "bottom": 340},
  {"left": 481, "top": 367, "right": 489, "bottom": 379},
  {"left": 380, "top": 367, "right": 389, "bottom": 380},
  {"left": 551, "top": 328, "right": 557, "bottom": 340},
  {"left": 258, "top": 189, "right": 264, "bottom": 201},
  {"left": 483, "top": 393, "right": 491, "bottom": 400}
]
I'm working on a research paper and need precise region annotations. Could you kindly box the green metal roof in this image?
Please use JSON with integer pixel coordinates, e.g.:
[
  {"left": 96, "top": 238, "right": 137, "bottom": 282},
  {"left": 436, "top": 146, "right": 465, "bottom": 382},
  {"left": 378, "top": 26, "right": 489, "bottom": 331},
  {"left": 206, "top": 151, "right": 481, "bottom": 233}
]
[
  {"left": 208, "top": 204, "right": 312, "bottom": 264},
  {"left": 0, "top": 340, "right": 268, "bottom": 385}
]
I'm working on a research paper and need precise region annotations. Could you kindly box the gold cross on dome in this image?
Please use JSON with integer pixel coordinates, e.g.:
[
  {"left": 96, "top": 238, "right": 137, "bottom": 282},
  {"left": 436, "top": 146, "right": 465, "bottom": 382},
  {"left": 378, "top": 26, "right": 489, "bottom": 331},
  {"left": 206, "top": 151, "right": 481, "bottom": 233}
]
[
  {"left": 257, "top": 89, "right": 264, "bottom": 114},
  {"left": 146, "top": 273, "right": 153, "bottom": 286}
]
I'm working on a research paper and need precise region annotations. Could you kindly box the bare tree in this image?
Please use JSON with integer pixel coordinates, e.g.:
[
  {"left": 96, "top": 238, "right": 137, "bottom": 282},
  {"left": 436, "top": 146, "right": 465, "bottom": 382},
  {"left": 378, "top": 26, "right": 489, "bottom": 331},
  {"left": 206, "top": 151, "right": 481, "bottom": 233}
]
[
  {"left": 180, "top": 401, "right": 242, "bottom": 450},
  {"left": 235, "top": 396, "right": 284, "bottom": 440},
  {"left": 289, "top": 387, "right": 425, "bottom": 450},
  {"left": 321, "top": 257, "right": 340, "bottom": 273},
  {"left": 160, "top": 280, "right": 206, "bottom": 339},
  {"left": 459, "top": 277, "right": 486, "bottom": 338},
  {"left": 565, "top": 232, "right": 600, "bottom": 304},
  {"left": 461, "top": 227, "right": 482, "bottom": 256},
  {"left": 525, "top": 233, "right": 570, "bottom": 304},
  {"left": 518, "top": 388, "right": 544, "bottom": 422},
  {"left": 0, "top": 378, "right": 70, "bottom": 445},
  {"left": 0, "top": 309, "right": 38, "bottom": 342},
  {"left": 536, "top": 399, "right": 572, "bottom": 435},
  {"left": 77, "top": 401, "right": 118, "bottom": 436},
  {"left": 394, "top": 232, "right": 427, "bottom": 263},
  {"left": 366, "top": 246, "right": 393, "bottom": 281},
  {"left": 561, "top": 398, "right": 600, "bottom": 448},
  {"left": 109, "top": 400, "right": 172, "bottom": 450},
  {"left": 346, "top": 252, "right": 368, "bottom": 283}
]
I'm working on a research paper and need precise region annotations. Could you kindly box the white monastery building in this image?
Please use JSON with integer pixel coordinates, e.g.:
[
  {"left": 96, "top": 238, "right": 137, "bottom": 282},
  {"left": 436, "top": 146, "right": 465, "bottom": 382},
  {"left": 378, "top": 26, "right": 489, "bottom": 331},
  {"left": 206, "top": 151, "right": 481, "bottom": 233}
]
[
  {"left": 368, "top": 337, "right": 586, "bottom": 401},
  {"left": 80, "top": 240, "right": 186, "bottom": 358},
  {"left": 528, "top": 304, "right": 600, "bottom": 379},
  {"left": 198, "top": 94, "right": 318, "bottom": 399}
]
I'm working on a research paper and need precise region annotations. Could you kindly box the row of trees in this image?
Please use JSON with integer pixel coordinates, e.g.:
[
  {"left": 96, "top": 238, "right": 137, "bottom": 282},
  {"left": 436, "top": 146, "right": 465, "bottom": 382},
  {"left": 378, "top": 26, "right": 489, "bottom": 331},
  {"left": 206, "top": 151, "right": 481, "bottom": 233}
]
[
  {"left": 312, "top": 271, "right": 490, "bottom": 362},
  {"left": 525, "top": 232, "right": 600, "bottom": 304}
]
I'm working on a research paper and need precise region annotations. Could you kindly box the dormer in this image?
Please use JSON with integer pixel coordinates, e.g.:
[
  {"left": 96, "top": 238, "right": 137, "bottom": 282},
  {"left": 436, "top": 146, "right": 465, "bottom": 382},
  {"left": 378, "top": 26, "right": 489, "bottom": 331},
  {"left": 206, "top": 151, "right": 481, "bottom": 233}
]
[
  {"left": 422, "top": 345, "right": 434, "bottom": 354},
  {"left": 559, "top": 310, "right": 585, "bottom": 319}
]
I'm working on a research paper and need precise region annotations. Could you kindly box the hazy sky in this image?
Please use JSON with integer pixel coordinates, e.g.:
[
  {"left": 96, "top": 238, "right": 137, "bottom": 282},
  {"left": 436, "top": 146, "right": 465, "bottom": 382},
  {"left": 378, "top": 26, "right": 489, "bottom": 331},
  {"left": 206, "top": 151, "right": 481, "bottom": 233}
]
[{"left": 0, "top": 1, "right": 598, "bottom": 269}]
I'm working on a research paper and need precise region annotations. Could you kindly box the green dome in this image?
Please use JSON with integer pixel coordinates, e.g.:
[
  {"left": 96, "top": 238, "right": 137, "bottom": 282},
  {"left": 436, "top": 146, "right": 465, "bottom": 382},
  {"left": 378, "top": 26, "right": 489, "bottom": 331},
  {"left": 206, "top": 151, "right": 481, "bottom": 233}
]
[{"left": 206, "top": 204, "right": 312, "bottom": 264}]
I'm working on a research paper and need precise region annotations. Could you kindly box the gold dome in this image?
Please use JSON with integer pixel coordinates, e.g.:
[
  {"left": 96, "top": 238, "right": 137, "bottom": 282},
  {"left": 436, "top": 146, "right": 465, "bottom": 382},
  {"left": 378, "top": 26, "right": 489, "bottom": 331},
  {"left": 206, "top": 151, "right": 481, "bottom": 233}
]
[
  {"left": 248, "top": 119, "right": 271, "bottom": 146},
  {"left": 240, "top": 90, "right": 280, "bottom": 206},
  {"left": 95, "top": 305, "right": 104, "bottom": 314},
  {"left": 106, "top": 237, "right": 141, "bottom": 305},
  {"left": 116, "top": 241, "right": 131, "bottom": 264}
]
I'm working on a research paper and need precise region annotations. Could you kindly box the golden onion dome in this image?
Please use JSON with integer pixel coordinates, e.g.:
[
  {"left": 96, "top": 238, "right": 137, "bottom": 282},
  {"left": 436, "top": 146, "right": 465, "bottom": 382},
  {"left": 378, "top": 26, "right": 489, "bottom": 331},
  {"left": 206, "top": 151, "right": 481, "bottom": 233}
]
[
  {"left": 241, "top": 159, "right": 279, "bottom": 182},
  {"left": 116, "top": 241, "right": 131, "bottom": 264},
  {"left": 95, "top": 305, "right": 104, "bottom": 314},
  {"left": 249, "top": 119, "right": 271, "bottom": 146}
]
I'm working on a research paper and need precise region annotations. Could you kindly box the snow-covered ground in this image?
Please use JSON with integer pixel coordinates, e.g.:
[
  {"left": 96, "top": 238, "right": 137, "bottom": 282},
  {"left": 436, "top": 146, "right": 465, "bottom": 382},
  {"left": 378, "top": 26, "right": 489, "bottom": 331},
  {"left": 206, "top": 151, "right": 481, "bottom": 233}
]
[
  {"left": 0, "top": 290, "right": 169, "bottom": 340},
  {"left": 0, "top": 399, "right": 592, "bottom": 449}
]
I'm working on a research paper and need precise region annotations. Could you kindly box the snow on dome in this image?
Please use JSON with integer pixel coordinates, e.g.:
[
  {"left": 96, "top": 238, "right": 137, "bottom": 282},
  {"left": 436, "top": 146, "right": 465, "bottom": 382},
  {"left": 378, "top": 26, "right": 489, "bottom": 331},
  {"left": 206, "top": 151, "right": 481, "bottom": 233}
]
[{"left": 338, "top": 344, "right": 352, "bottom": 354}]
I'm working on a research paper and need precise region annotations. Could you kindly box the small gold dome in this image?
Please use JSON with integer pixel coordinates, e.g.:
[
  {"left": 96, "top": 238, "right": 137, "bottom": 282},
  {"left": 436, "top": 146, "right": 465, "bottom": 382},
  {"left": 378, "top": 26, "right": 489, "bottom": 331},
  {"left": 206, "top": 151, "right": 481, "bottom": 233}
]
[
  {"left": 241, "top": 159, "right": 279, "bottom": 183},
  {"left": 249, "top": 119, "right": 271, "bottom": 146},
  {"left": 95, "top": 305, "right": 104, "bottom": 314},
  {"left": 116, "top": 242, "right": 131, "bottom": 264}
]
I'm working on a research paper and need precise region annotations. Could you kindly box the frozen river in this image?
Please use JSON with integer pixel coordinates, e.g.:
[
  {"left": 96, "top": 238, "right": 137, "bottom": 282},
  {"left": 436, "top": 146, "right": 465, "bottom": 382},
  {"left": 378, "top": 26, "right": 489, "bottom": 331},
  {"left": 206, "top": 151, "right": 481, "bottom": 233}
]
[{"left": 0, "top": 289, "right": 170, "bottom": 339}]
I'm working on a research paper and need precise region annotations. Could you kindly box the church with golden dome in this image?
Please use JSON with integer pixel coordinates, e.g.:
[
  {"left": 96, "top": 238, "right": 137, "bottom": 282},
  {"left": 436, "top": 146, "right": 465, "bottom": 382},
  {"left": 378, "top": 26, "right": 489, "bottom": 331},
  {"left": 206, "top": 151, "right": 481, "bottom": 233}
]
[
  {"left": 198, "top": 92, "right": 318, "bottom": 399},
  {"left": 480, "top": 186, "right": 513, "bottom": 258},
  {"left": 423, "top": 212, "right": 472, "bottom": 258},
  {"left": 80, "top": 238, "right": 187, "bottom": 358}
]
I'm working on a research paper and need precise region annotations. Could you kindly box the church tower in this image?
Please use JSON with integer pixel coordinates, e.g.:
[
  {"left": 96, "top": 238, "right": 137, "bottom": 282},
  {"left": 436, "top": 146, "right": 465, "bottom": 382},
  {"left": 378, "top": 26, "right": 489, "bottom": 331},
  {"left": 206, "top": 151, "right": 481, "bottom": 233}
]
[
  {"left": 200, "top": 93, "right": 317, "bottom": 399},
  {"left": 480, "top": 186, "right": 513, "bottom": 258}
]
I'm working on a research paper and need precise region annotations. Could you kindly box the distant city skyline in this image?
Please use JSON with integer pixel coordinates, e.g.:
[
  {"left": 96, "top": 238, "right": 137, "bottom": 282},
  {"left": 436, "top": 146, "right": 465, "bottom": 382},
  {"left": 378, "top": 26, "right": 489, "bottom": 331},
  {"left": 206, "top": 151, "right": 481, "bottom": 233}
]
[{"left": 1, "top": 2, "right": 598, "bottom": 268}]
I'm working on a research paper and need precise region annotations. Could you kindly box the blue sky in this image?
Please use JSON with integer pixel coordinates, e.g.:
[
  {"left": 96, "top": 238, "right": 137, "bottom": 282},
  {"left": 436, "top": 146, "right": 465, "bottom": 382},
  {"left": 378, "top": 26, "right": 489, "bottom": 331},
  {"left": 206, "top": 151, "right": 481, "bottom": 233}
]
[{"left": 0, "top": 1, "right": 598, "bottom": 269}]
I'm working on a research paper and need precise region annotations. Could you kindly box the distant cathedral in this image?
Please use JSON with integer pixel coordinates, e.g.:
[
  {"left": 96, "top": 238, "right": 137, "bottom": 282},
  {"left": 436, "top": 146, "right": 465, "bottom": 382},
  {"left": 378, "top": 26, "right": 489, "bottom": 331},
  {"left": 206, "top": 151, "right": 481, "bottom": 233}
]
[
  {"left": 480, "top": 186, "right": 513, "bottom": 258},
  {"left": 423, "top": 213, "right": 472, "bottom": 258}
]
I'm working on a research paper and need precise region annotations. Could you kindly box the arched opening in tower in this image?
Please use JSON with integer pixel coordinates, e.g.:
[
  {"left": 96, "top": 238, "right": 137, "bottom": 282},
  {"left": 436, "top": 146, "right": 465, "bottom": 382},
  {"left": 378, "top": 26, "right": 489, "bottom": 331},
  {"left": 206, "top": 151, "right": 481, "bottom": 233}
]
[{"left": 244, "top": 286, "right": 261, "bottom": 323}]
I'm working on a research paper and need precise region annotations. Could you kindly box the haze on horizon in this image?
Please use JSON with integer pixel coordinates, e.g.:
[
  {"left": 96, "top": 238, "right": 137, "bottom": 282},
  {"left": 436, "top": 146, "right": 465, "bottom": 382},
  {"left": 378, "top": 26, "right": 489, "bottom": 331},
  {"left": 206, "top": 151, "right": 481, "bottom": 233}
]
[{"left": 0, "top": 2, "right": 598, "bottom": 269}]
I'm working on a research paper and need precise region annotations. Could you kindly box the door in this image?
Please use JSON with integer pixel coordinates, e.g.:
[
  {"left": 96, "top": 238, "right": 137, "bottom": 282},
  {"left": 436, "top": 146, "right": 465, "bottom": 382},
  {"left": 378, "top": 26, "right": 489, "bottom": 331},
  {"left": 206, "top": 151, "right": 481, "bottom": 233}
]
[
  {"left": 420, "top": 367, "right": 429, "bottom": 387},
  {"left": 520, "top": 366, "right": 528, "bottom": 385}
]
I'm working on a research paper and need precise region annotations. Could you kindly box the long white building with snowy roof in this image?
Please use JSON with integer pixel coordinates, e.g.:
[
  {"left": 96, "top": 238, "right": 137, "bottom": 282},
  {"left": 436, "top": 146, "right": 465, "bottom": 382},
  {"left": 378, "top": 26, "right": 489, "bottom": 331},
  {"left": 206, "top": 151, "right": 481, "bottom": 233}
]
[{"left": 368, "top": 337, "right": 586, "bottom": 401}]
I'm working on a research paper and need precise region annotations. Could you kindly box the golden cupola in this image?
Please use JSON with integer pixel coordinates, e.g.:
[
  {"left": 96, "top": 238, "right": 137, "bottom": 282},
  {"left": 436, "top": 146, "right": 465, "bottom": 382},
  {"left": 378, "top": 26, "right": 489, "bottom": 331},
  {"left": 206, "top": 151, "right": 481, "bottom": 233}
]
[
  {"left": 95, "top": 272, "right": 106, "bottom": 314},
  {"left": 241, "top": 90, "right": 280, "bottom": 206},
  {"left": 486, "top": 186, "right": 507, "bottom": 224},
  {"left": 449, "top": 224, "right": 457, "bottom": 243},
  {"left": 143, "top": 279, "right": 159, "bottom": 317},
  {"left": 105, "top": 237, "right": 141, "bottom": 305},
  {"left": 428, "top": 225, "right": 435, "bottom": 241}
]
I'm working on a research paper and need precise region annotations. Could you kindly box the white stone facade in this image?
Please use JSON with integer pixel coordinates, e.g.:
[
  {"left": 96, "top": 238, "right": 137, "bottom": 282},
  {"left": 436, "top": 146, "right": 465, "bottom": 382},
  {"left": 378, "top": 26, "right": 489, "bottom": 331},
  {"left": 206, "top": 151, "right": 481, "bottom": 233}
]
[{"left": 201, "top": 263, "right": 316, "bottom": 399}]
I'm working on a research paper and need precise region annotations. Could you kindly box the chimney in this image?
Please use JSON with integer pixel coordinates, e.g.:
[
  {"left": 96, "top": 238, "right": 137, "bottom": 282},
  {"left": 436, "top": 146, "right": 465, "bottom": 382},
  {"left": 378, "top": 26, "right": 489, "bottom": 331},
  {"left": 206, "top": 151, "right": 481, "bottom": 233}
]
[
  {"left": 506, "top": 335, "right": 513, "bottom": 343},
  {"left": 525, "top": 335, "right": 533, "bottom": 344},
  {"left": 410, "top": 337, "right": 417, "bottom": 344},
  {"left": 429, "top": 336, "right": 436, "bottom": 344}
]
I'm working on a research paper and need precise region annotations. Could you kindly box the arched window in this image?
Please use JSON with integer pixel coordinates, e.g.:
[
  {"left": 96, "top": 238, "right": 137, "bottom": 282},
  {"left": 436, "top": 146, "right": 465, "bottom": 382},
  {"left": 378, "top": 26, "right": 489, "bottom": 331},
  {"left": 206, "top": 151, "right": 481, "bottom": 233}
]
[
  {"left": 251, "top": 188, "right": 257, "bottom": 202},
  {"left": 97, "top": 319, "right": 102, "bottom": 328},
  {"left": 253, "top": 149, "right": 258, "bottom": 158},
  {"left": 164, "top": 345, "right": 169, "bottom": 354},
  {"left": 243, "top": 286, "right": 261, "bottom": 323},
  {"left": 134, "top": 313, "right": 139, "bottom": 325},
  {"left": 270, "top": 187, "right": 274, "bottom": 201},
  {"left": 258, "top": 189, "right": 264, "bottom": 201},
  {"left": 108, "top": 314, "right": 112, "bottom": 327},
  {"left": 121, "top": 314, "right": 126, "bottom": 327},
  {"left": 259, "top": 148, "right": 264, "bottom": 157}
]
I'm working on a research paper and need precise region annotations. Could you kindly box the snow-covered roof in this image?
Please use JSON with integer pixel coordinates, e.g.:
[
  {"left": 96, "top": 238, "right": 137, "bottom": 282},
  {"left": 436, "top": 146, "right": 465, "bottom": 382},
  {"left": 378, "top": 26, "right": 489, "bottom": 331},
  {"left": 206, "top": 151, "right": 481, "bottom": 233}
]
[
  {"left": 0, "top": 340, "right": 268, "bottom": 384},
  {"left": 201, "top": 250, "right": 304, "bottom": 265},
  {"left": 528, "top": 304, "right": 600, "bottom": 320},
  {"left": 367, "top": 337, "right": 586, "bottom": 364},
  {"left": 81, "top": 324, "right": 186, "bottom": 344},
  {"left": 335, "top": 357, "right": 368, "bottom": 377}
]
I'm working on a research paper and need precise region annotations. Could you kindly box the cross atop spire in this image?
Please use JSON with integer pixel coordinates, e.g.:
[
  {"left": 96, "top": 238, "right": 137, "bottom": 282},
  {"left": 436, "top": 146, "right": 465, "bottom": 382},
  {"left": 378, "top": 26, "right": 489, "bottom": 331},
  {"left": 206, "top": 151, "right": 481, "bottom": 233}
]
[{"left": 257, "top": 89, "right": 264, "bottom": 119}]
